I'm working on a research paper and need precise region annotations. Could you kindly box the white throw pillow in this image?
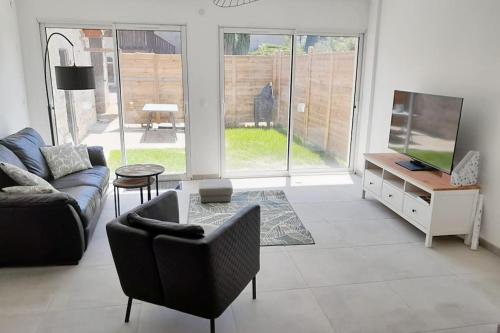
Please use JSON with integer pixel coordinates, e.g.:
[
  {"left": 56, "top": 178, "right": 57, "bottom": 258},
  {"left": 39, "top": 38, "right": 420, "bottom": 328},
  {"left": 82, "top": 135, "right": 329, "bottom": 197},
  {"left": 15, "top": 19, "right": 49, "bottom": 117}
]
[
  {"left": 74, "top": 144, "right": 93, "bottom": 168},
  {"left": 40, "top": 143, "right": 88, "bottom": 179},
  {"left": 0, "top": 162, "right": 57, "bottom": 192},
  {"left": 2, "top": 185, "right": 57, "bottom": 194}
]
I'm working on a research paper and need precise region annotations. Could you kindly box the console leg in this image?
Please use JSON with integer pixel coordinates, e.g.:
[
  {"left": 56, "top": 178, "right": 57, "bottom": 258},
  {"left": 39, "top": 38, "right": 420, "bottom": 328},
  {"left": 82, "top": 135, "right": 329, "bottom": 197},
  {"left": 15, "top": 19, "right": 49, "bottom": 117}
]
[
  {"left": 210, "top": 319, "right": 215, "bottom": 333},
  {"left": 125, "top": 297, "right": 132, "bottom": 323},
  {"left": 252, "top": 277, "right": 257, "bottom": 300},
  {"left": 425, "top": 234, "right": 433, "bottom": 248},
  {"left": 361, "top": 189, "right": 366, "bottom": 199}
]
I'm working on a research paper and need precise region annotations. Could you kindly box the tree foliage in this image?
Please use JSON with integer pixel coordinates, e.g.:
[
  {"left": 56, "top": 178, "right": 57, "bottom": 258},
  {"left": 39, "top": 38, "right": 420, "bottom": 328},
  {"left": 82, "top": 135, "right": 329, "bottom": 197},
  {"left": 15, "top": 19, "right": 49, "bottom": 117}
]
[{"left": 224, "top": 33, "right": 251, "bottom": 55}]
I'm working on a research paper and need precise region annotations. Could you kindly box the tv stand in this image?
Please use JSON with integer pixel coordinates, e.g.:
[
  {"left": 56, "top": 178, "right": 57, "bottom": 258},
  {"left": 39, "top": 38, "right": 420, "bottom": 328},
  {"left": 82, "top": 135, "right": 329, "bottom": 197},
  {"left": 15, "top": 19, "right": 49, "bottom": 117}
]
[
  {"left": 362, "top": 153, "right": 480, "bottom": 248},
  {"left": 396, "top": 159, "right": 436, "bottom": 172}
]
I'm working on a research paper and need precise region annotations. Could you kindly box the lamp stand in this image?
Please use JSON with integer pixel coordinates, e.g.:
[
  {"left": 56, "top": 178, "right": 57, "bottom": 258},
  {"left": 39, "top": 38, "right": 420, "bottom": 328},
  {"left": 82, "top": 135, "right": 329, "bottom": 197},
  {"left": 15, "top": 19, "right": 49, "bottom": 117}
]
[{"left": 43, "top": 32, "right": 76, "bottom": 145}]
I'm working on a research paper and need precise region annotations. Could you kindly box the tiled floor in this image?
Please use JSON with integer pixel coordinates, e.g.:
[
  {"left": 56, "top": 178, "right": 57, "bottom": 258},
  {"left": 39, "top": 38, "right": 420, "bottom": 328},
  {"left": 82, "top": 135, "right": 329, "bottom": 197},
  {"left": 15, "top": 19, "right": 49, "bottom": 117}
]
[{"left": 1, "top": 174, "right": 500, "bottom": 333}]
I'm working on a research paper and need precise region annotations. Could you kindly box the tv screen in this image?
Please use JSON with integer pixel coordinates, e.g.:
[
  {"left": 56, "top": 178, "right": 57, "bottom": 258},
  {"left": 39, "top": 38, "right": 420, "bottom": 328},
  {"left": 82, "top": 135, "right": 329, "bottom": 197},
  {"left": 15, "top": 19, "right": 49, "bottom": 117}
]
[{"left": 388, "top": 90, "right": 463, "bottom": 174}]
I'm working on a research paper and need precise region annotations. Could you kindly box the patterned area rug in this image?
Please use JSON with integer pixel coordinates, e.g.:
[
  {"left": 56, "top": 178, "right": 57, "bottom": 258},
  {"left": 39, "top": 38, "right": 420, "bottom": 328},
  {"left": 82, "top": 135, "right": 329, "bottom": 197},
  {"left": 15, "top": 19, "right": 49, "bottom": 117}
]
[{"left": 188, "top": 190, "right": 314, "bottom": 246}]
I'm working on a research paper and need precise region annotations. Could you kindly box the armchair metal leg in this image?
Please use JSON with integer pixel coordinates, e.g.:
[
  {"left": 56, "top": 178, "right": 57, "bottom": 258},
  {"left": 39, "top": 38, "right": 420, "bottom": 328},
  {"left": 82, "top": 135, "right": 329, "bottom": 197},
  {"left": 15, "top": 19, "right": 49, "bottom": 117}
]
[
  {"left": 252, "top": 276, "right": 257, "bottom": 300},
  {"left": 125, "top": 297, "right": 133, "bottom": 323},
  {"left": 210, "top": 319, "right": 215, "bottom": 333}
]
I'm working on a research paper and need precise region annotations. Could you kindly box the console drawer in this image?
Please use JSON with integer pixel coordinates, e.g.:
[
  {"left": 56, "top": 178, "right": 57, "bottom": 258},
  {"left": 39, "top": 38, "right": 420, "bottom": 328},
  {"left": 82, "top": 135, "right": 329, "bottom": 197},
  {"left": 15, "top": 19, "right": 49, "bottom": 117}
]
[
  {"left": 364, "top": 170, "right": 382, "bottom": 197},
  {"left": 403, "top": 194, "right": 431, "bottom": 228},
  {"left": 382, "top": 181, "right": 404, "bottom": 211}
]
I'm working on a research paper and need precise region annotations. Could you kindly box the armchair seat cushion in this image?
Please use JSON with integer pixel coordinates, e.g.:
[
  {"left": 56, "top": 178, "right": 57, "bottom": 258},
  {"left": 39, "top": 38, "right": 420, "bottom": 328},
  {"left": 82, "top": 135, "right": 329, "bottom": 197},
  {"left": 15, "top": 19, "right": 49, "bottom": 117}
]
[
  {"left": 128, "top": 213, "right": 204, "bottom": 239},
  {"left": 63, "top": 185, "right": 101, "bottom": 228},
  {"left": 50, "top": 166, "right": 109, "bottom": 194}
]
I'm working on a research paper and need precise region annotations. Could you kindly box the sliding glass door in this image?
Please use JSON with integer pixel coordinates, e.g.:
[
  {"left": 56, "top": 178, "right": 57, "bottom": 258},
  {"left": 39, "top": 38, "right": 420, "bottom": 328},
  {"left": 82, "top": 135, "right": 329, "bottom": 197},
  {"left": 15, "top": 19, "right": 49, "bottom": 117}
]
[
  {"left": 290, "top": 35, "right": 360, "bottom": 171},
  {"left": 43, "top": 24, "right": 190, "bottom": 178},
  {"left": 220, "top": 29, "right": 361, "bottom": 176},
  {"left": 116, "top": 28, "right": 188, "bottom": 176},
  {"left": 44, "top": 27, "right": 121, "bottom": 160},
  {"left": 222, "top": 31, "right": 292, "bottom": 174}
]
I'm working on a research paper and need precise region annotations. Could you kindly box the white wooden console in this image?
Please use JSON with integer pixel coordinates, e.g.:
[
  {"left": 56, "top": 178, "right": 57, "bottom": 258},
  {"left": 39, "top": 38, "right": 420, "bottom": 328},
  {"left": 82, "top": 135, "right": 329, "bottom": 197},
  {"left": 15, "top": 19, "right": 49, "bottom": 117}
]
[{"left": 362, "top": 153, "right": 480, "bottom": 248}]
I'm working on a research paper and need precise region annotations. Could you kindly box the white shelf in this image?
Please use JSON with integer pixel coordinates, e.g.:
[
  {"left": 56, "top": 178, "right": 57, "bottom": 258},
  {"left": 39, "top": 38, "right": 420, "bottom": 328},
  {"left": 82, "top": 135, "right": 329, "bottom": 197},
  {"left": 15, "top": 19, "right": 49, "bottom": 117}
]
[{"left": 362, "top": 154, "right": 480, "bottom": 248}]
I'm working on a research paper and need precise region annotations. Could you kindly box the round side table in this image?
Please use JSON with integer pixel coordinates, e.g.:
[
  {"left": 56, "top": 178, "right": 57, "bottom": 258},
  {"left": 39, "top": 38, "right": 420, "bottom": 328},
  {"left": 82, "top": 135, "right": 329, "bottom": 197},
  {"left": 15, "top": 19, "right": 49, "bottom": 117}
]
[
  {"left": 115, "top": 164, "right": 165, "bottom": 200},
  {"left": 113, "top": 164, "right": 165, "bottom": 217},
  {"left": 113, "top": 177, "right": 155, "bottom": 217}
]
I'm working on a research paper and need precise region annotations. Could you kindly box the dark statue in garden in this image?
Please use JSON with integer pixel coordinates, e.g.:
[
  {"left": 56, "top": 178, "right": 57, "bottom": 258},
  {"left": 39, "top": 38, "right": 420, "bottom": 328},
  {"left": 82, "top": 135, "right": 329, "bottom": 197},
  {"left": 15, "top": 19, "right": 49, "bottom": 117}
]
[{"left": 254, "top": 83, "right": 275, "bottom": 128}]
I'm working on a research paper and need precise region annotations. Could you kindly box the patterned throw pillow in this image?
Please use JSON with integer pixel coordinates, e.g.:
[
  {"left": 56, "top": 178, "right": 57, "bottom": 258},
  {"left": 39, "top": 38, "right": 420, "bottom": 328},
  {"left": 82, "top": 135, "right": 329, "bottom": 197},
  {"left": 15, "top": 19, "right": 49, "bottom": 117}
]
[
  {"left": 2, "top": 185, "right": 56, "bottom": 194},
  {"left": 40, "top": 143, "right": 89, "bottom": 179},
  {"left": 0, "top": 162, "right": 57, "bottom": 192},
  {"left": 74, "top": 144, "right": 93, "bottom": 169}
]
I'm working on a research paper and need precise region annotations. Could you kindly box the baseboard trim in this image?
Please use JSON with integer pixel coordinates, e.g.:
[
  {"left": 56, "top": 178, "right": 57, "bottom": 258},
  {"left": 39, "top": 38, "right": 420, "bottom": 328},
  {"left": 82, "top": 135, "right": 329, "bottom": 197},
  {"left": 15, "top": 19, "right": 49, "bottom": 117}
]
[
  {"left": 479, "top": 237, "right": 500, "bottom": 257},
  {"left": 192, "top": 174, "right": 219, "bottom": 180}
]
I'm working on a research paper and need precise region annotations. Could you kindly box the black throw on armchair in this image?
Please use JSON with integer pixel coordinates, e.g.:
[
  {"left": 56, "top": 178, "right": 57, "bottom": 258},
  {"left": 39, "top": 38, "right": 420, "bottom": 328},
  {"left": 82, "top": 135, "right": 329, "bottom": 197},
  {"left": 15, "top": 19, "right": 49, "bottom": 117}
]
[{"left": 106, "top": 191, "right": 261, "bottom": 333}]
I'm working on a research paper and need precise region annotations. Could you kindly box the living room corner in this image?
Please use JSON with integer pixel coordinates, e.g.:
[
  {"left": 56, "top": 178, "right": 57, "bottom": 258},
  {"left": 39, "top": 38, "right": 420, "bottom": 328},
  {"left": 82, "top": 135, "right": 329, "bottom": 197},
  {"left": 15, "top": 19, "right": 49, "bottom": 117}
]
[{"left": 1, "top": 0, "right": 500, "bottom": 333}]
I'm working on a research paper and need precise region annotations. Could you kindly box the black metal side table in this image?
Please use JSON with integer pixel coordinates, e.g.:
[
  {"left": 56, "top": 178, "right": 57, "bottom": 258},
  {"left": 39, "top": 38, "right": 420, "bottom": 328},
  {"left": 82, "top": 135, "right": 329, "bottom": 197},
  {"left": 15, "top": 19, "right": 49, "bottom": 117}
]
[
  {"left": 113, "top": 177, "right": 155, "bottom": 217},
  {"left": 113, "top": 164, "right": 165, "bottom": 217}
]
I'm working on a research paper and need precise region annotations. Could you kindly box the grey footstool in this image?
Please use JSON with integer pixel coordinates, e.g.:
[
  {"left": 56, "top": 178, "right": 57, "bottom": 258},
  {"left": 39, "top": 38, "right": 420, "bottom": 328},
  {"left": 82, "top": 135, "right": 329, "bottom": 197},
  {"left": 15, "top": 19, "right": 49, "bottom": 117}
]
[{"left": 199, "top": 179, "right": 233, "bottom": 203}]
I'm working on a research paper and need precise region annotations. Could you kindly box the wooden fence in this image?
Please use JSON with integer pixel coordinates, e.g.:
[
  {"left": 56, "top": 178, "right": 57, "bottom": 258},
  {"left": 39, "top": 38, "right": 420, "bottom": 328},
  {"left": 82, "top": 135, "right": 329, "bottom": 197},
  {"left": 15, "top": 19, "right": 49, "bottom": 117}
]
[
  {"left": 225, "top": 50, "right": 356, "bottom": 162},
  {"left": 119, "top": 50, "right": 356, "bottom": 162},
  {"left": 120, "top": 53, "right": 185, "bottom": 125}
]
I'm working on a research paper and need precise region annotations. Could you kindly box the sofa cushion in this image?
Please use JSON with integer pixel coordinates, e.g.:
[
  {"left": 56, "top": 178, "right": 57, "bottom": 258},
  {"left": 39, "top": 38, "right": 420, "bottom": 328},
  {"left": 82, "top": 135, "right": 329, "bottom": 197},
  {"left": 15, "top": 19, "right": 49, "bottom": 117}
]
[
  {"left": 2, "top": 185, "right": 56, "bottom": 194},
  {"left": 62, "top": 186, "right": 101, "bottom": 228},
  {"left": 0, "top": 145, "right": 27, "bottom": 170},
  {"left": 74, "top": 144, "right": 92, "bottom": 168},
  {"left": 50, "top": 166, "right": 110, "bottom": 194},
  {"left": 40, "top": 143, "right": 89, "bottom": 179},
  {"left": 0, "top": 128, "right": 51, "bottom": 179},
  {"left": 128, "top": 212, "right": 205, "bottom": 239},
  {"left": 0, "top": 162, "right": 58, "bottom": 192},
  {"left": 0, "top": 145, "right": 27, "bottom": 188}
]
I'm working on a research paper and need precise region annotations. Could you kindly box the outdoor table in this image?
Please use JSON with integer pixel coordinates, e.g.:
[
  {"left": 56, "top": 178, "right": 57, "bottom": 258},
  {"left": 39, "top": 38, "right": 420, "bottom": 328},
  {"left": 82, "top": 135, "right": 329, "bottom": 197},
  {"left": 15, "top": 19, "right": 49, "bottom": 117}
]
[{"left": 142, "top": 103, "right": 178, "bottom": 132}]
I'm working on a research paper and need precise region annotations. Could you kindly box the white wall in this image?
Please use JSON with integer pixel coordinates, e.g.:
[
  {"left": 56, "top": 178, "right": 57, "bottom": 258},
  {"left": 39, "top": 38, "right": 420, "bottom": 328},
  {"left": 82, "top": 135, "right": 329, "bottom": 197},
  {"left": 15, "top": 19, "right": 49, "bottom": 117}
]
[
  {"left": 362, "top": 0, "right": 500, "bottom": 247},
  {"left": 354, "top": 0, "right": 381, "bottom": 174},
  {"left": 15, "top": 0, "right": 370, "bottom": 176},
  {"left": 0, "top": 0, "right": 30, "bottom": 137}
]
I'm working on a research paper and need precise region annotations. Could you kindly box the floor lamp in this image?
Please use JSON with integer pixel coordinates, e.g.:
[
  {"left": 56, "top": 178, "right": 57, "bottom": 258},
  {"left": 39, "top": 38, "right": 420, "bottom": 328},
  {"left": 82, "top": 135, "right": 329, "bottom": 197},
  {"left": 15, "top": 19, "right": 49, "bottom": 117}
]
[{"left": 43, "top": 32, "right": 96, "bottom": 145}]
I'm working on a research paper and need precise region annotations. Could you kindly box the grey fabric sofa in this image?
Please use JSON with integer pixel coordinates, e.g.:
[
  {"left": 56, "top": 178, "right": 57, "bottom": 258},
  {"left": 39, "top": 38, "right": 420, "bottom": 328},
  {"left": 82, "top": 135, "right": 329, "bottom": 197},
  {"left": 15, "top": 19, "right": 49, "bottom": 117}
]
[
  {"left": 106, "top": 191, "right": 260, "bottom": 333},
  {"left": 0, "top": 127, "right": 110, "bottom": 266}
]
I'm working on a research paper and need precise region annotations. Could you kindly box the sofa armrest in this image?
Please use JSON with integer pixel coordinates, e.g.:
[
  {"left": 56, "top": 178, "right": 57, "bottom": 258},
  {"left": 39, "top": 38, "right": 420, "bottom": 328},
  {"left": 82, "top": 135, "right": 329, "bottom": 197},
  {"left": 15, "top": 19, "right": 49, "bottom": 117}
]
[
  {"left": 87, "top": 146, "right": 107, "bottom": 167},
  {"left": 0, "top": 192, "right": 79, "bottom": 210},
  {"left": 153, "top": 204, "right": 260, "bottom": 319},
  {"left": 0, "top": 192, "right": 85, "bottom": 265}
]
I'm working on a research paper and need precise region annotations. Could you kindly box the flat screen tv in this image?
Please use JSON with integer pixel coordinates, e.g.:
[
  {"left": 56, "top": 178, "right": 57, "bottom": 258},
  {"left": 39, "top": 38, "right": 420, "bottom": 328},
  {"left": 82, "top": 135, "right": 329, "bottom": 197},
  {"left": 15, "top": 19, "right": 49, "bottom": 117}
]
[{"left": 388, "top": 90, "right": 463, "bottom": 174}]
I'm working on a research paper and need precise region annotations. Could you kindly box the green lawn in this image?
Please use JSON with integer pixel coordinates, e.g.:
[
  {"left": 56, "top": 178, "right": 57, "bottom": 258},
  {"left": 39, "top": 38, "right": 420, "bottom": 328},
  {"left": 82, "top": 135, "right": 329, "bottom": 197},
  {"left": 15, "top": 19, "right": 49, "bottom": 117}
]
[
  {"left": 107, "top": 128, "right": 342, "bottom": 174},
  {"left": 225, "top": 128, "right": 339, "bottom": 171},
  {"left": 107, "top": 148, "right": 186, "bottom": 174}
]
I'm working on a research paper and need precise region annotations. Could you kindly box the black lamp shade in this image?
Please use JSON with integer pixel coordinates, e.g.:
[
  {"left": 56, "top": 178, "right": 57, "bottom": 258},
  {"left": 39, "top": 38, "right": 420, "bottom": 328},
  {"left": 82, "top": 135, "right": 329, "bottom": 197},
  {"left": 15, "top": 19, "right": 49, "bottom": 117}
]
[{"left": 55, "top": 65, "right": 95, "bottom": 90}]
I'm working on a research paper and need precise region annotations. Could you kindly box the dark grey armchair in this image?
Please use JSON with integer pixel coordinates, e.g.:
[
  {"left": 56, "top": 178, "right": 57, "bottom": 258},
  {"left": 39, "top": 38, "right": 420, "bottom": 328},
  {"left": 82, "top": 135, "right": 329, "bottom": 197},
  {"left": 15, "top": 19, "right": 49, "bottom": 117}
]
[{"left": 106, "top": 191, "right": 260, "bottom": 333}]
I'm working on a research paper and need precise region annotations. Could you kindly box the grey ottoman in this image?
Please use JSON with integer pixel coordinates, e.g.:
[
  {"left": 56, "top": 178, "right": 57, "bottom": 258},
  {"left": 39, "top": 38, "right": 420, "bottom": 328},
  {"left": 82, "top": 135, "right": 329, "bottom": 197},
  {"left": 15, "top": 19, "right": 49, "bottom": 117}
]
[{"left": 199, "top": 179, "right": 233, "bottom": 203}]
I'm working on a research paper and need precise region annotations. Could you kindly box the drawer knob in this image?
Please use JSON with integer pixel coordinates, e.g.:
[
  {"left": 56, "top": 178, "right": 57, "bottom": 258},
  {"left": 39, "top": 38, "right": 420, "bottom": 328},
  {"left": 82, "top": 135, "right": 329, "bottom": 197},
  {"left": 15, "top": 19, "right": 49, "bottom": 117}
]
[
  {"left": 412, "top": 209, "right": 417, "bottom": 213},
  {"left": 388, "top": 194, "right": 393, "bottom": 198},
  {"left": 369, "top": 182, "right": 374, "bottom": 185}
]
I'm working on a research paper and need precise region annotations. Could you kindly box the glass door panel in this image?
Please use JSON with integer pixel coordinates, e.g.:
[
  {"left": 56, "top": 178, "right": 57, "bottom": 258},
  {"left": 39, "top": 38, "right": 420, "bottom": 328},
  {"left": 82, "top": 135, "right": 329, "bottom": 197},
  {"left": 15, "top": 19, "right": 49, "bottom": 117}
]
[
  {"left": 116, "top": 29, "right": 187, "bottom": 176},
  {"left": 223, "top": 32, "right": 292, "bottom": 174},
  {"left": 46, "top": 27, "right": 121, "bottom": 172},
  {"left": 290, "top": 35, "right": 359, "bottom": 171}
]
